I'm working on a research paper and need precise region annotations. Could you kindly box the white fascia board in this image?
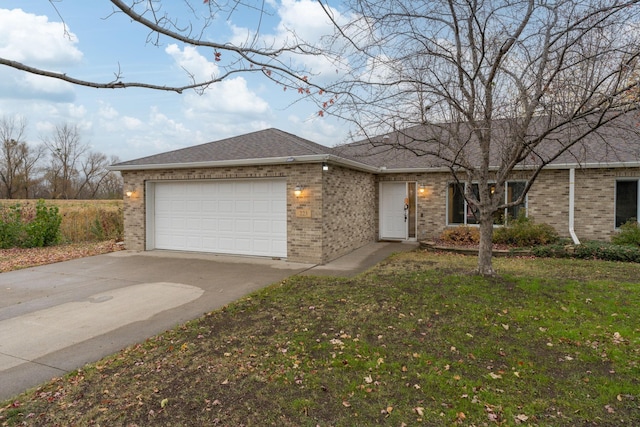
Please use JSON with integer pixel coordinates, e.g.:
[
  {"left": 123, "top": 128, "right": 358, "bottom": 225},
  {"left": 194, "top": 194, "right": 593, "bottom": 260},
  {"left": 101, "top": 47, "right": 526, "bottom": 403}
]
[
  {"left": 513, "top": 161, "right": 640, "bottom": 170},
  {"left": 108, "top": 156, "right": 640, "bottom": 173},
  {"left": 109, "top": 154, "right": 380, "bottom": 173}
]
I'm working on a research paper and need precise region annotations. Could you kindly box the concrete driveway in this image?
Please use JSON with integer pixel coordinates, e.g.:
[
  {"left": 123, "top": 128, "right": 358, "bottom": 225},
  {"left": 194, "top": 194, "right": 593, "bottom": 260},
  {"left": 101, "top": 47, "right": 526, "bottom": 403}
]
[{"left": 0, "top": 242, "right": 417, "bottom": 401}]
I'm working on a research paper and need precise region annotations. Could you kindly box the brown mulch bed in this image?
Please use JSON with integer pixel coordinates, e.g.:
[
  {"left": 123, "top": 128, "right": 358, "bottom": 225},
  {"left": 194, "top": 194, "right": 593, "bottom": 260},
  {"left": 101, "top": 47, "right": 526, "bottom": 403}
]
[
  {"left": 420, "top": 239, "right": 532, "bottom": 256},
  {"left": 0, "top": 240, "right": 124, "bottom": 273}
]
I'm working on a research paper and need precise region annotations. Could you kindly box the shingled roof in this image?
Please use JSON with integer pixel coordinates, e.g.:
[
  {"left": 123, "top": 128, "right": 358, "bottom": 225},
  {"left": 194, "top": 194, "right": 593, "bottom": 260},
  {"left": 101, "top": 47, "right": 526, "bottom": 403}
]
[
  {"left": 111, "top": 128, "right": 343, "bottom": 169},
  {"left": 111, "top": 115, "right": 640, "bottom": 172}
]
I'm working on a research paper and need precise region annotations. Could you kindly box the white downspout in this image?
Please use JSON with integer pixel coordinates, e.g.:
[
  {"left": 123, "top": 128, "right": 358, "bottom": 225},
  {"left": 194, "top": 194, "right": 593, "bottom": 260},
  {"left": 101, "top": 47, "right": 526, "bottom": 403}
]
[{"left": 569, "top": 168, "right": 581, "bottom": 245}]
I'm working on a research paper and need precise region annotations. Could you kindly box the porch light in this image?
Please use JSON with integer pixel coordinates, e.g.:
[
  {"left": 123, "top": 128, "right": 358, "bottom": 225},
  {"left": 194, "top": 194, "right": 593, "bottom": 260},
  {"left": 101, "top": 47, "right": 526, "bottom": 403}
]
[
  {"left": 125, "top": 190, "right": 134, "bottom": 198},
  {"left": 419, "top": 184, "right": 425, "bottom": 194},
  {"left": 322, "top": 162, "right": 329, "bottom": 171},
  {"left": 294, "top": 185, "right": 305, "bottom": 197}
]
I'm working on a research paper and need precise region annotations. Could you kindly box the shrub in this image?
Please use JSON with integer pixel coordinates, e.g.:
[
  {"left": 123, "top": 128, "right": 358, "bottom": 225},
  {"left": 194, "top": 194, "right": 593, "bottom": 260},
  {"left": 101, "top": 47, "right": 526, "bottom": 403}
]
[
  {"left": 573, "top": 241, "right": 640, "bottom": 262},
  {"left": 611, "top": 219, "right": 640, "bottom": 247},
  {"left": 25, "top": 200, "right": 62, "bottom": 247},
  {"left": 533, "top": 240, "right": 640, "bottom": 263},
  {"left": 89, "top": 208, "right": 124, "bottom": 241},
  {"left": 493, "top": 214, "right": 559, "bottom": 247},
  {"left": 440, "top": 226, "right": 480, "bottom": 245},
  {"left": 0, "top": 200, "right": 62, "bottom": 248},
  {"left": 531, "top": 242, "right": 573, "bottom": 258},
  {"left": 0, "top": 204, "right": 26, "bottom": 249}
]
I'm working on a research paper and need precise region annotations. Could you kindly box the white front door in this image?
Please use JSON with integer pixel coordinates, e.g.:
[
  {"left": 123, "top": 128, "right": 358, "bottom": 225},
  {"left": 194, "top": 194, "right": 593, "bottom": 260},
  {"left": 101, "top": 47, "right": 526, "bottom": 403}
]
[{"left": 380, "top": 182, "right": 408, "bottom": 240}]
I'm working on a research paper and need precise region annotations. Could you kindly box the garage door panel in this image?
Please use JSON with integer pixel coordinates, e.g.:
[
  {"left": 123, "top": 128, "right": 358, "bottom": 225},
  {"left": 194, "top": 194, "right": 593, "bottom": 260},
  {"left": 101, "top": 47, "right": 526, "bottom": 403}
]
[{"left": 153, "top": 180, "right": 286, "bottom": 257}]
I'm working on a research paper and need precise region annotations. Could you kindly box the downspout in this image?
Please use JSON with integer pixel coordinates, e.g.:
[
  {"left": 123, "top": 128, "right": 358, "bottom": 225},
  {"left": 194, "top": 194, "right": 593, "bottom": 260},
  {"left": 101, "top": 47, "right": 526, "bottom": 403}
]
[{"left": 569, "top": 168, "right": 581, "bottom": 245}]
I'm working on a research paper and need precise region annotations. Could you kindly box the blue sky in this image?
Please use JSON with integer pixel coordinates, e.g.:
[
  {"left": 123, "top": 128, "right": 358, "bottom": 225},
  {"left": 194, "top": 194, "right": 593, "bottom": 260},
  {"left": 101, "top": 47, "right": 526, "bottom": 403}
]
[{"left": 0, "top": 1, "right": 350, "bottom": 162}]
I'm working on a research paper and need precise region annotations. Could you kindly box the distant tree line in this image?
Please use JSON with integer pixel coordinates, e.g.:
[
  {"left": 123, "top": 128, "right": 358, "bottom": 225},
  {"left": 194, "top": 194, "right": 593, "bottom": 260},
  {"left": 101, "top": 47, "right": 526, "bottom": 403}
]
[{"left": 0, "top": 115, "right": 123, "bottom": 199}]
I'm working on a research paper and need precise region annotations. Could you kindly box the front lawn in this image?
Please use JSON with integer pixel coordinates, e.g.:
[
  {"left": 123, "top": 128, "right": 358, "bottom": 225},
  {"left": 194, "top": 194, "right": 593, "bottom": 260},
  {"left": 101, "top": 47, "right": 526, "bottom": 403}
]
[{"left": 1, "top": 251, "right": 639, "bottom": 426}]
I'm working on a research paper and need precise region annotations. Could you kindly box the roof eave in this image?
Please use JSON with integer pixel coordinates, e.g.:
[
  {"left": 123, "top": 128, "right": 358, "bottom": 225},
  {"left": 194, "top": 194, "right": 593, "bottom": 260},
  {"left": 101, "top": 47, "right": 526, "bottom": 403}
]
[
  {"left": 109, "top": 157, "right": 640, "bottom": 173},
  {"left": 109, "top": 154, "right": 380, "bottom": 173}
]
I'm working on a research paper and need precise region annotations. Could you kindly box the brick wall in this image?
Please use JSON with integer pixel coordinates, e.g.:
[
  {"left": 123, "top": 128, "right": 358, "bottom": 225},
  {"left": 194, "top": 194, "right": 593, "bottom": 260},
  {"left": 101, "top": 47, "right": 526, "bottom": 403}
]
[
  {"left": 322, "top": 165, "right": 377, "bottom": 262},
  {"left": 378, "top": 167, "right": 640, "bottom": 243}
]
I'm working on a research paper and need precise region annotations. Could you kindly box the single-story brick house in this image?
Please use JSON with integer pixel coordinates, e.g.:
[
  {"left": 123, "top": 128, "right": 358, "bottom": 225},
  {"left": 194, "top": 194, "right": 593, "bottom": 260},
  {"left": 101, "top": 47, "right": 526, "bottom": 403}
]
[{"left": 110, "top": 125, "right": 640, "bottom": 264}]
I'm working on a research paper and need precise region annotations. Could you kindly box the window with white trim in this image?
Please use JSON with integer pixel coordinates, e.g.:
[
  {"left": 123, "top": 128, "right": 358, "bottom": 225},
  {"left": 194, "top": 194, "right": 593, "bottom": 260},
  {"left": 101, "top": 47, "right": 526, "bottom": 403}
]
[
  {"left": 615, "top": 179, "right": 639, "bottom": 228},
  {"left": 447, "top": 182, "right": 527, "bottom": 225}
]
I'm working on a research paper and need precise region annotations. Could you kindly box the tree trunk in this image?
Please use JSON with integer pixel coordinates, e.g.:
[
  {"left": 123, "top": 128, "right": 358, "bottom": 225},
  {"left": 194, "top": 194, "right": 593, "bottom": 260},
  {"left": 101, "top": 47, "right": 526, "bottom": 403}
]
[{"left": 476, "top": 210, "right": 496, "bottom": 276}]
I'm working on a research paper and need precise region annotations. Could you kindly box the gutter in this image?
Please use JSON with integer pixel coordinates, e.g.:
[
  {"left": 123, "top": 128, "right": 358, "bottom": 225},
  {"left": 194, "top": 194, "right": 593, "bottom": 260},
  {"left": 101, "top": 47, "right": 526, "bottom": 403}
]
[
  {"left": 109, "top": 154, "right": 380, "bottom": 174},
  {"left": 110, "top": 150, "right": 640, "bottom": 174},
  {"left": 568, "top": 168, "right": 581, "bottom": 245}
]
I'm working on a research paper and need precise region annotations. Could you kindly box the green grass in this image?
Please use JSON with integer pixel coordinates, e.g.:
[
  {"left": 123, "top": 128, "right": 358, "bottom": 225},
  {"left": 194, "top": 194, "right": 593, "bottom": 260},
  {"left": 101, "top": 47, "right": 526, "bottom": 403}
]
[{"left": 1, "top": 251, "right": 639, "bottom": 426}]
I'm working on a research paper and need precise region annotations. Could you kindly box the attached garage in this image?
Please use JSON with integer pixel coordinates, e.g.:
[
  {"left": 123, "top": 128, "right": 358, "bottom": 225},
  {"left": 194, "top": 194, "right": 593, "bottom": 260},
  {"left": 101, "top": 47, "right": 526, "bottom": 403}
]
[{"left": 146, "top": 179, "right": 287, "bottom": 258}]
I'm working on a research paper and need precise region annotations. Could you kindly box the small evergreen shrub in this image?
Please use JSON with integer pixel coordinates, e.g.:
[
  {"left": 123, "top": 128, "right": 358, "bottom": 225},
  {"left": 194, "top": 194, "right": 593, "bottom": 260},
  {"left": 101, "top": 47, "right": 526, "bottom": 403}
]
[
  {"left": 573, "top": 241, "right": 640, "bottom": 262},
  {"left": 493, "top": 214, "right": 559, "bottom": 247},
  {"left": 611, "top": 219, "right": 640, "bottom": 247},
  {"left": 533, "top": 240, "right": 640, "bottom": 262},
  {"left": 440, "top": 226, "right": 480, "bottom": 245}
]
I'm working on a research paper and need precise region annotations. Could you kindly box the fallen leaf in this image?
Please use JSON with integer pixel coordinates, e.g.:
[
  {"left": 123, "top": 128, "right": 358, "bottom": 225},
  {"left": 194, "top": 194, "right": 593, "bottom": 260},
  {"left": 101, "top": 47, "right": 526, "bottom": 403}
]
[
  {"left": 342, "top": 401, "right": 351, "bottom": 407},
  {"left": 364, "top": 375, "right": 373, "bottom": 384},
  {"left": 160, "top": 398, "right": 168, "bottom": 408},
  {"left": 414, "top": 407, "right": 424, "bottom": 416},
  {"left": 489, "top": 372, "right": 502, "bottom": 379},
  {"left": 515, "top": 414, "right": 529, "bottom": 422},
  {"left": 502, "top": 324, "right": 509, "bottom": 330}
]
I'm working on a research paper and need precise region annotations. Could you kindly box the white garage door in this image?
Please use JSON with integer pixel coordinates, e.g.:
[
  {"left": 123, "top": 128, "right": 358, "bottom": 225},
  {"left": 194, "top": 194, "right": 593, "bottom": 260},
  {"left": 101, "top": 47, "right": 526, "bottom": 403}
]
[{"left": 152, "top": 180, "right": 287, "bottom": 257}]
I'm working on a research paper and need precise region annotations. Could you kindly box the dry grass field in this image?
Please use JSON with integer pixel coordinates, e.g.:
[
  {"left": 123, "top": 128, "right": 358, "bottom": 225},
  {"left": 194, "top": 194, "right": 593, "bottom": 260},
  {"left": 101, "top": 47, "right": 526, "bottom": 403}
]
[{"left": 0, "top": 199, "right": 123, "bottom": 243}]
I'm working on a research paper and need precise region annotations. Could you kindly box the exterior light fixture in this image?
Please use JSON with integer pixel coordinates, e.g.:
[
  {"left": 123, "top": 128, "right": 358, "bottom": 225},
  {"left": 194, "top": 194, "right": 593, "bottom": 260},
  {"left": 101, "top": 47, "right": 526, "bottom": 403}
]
[
  {"left": 125, "top": 190, "right": 134, "bottom": 198},
  {"left": 294, "top": 185, "right": 305, "bottom": 198},
  {"left": 419, "top": 184, "right": 425, "bottom": 194},
  {"left": 322, "top": 162, "right": 329, "bottom": 171}
]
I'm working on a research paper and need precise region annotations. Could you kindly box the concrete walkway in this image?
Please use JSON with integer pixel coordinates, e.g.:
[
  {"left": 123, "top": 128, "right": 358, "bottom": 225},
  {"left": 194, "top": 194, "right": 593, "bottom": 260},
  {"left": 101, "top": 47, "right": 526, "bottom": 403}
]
[{"left": 0, "top": 241, "right": 417, "bottom": 401}]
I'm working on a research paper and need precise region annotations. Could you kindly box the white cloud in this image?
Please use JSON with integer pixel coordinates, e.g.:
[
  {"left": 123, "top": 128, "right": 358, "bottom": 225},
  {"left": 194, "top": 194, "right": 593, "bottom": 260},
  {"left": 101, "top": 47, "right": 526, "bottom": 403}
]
[
  {"left": 122, "top": 116, "right": 143, "bottom": 130},
  {"left": 184, "top": 77, "right": 270, "bottom": 116},
  {"left": 0, "top": 8, "right": 81, "bottom": 101},
  {"left": 0, "top": 8, "right": 82, "bottom": 66},
  {"left": 165, "top": 44, "right": 219, "bottom": 82}
]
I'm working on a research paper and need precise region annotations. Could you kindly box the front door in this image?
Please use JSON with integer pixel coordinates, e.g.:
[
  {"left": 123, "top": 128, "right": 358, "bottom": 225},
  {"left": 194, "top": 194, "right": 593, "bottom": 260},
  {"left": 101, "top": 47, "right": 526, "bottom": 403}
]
[{"left": 380, "top": 182, "right": 408, "bottom": 240}]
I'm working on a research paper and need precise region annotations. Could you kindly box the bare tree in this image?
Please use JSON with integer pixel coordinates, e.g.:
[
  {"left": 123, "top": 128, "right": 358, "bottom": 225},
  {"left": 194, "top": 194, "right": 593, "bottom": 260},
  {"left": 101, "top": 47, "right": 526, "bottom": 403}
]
[
  {"left": 97, "top": 156, "right": 124, "bottom": 199},
  {"left": 16, "top": 142, "right": 45, "bottom": 199},
  {"left": 42, "top": 123, "right": 88, "bottom": 199},
  {"left": 0, "top": 0, "right": 319, "bottom": 94},
  {"left": 76, "top": 151, "right": 111, "bottom": 199},
  {"left": 0, "top": 116, "right": 29, "bottom": 199},
  {"left": 318, "top": 0, "right": 640, "bottom": 276}
]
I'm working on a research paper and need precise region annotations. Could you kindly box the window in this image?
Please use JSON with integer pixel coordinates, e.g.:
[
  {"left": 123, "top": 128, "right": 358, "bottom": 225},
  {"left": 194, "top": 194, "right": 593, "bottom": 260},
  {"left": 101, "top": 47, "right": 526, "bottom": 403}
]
[
  {"left": 447, "top": 181, "right": 527, "bottom": 225},
  {"left": 615, "top": 180, "right": 639, "bottom": 228}
]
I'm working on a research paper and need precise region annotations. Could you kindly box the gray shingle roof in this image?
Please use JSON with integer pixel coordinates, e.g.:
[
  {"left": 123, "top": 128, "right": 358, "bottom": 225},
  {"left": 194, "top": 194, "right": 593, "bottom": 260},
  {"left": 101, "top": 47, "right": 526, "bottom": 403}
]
[
  {"left": 112, "top": 128, "right": 338, "bottom": 168},
  {"left": 335, "top": 113, "right": 640, "bottom": 169},
  {"left": 112, "top": 114, "right": 640, "bottom": 171}
]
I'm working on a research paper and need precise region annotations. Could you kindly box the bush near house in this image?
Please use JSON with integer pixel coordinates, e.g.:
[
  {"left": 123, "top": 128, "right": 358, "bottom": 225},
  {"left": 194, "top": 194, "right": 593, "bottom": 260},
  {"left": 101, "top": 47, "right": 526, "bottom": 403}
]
[
  {"left": 493, "top": 214, "right": 559, "bottom": 246},
  {"left": 439, "top": 215, "right": 559, "bottom": 247},
  {"left": 534, "top": 241, "right": 640, "bottom": 263},
  {"left": 611, "top": 219, "right": 640, "bottom": 247},
  {"left": 439, "top": 225, "right": 480, "bottom": 245}
]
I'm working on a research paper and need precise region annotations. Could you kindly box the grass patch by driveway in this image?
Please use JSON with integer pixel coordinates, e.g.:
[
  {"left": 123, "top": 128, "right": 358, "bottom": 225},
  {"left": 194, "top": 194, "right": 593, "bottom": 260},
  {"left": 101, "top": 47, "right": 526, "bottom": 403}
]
[{"left": 1, "top": 251, "right": 639, "bottom": 426}]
